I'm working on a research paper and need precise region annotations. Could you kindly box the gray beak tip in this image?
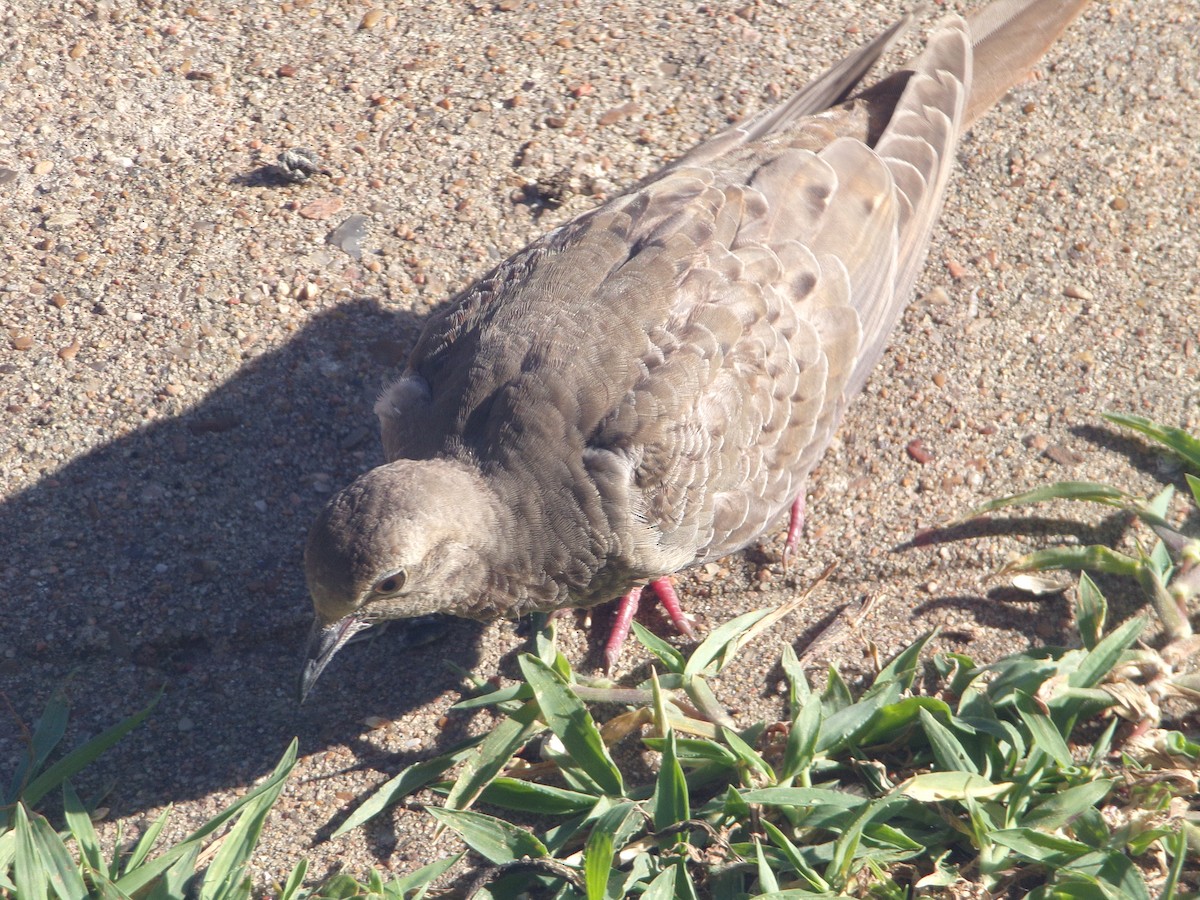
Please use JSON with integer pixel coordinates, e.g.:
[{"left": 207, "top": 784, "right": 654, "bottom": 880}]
[{"left": 298, "top": 615, "right": 371, "bottom": 704}]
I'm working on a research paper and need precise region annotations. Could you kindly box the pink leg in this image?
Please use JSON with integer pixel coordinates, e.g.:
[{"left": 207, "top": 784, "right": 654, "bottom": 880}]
[
  {"left": 604, "top": 585, "right": 642, "bottom": 672},
  {"left": 647, "top": 576, "right": 695, "bottom": 638},
  {"left": 604, "top": 576, "right": 695, "bottom": 671},
  {"left": 781, "top": 495, "right": 805, "bottom": 568}
]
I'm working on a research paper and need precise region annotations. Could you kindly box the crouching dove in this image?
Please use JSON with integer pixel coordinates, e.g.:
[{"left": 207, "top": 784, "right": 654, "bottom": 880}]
[{"left": 300, "top": 0, "right": 1092, "bottom": 701}]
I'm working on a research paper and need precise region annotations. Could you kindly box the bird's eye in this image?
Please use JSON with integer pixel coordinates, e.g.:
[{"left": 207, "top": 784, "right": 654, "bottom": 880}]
[{"left": 372, "top": 570, "right": 406, "bottom": 596}]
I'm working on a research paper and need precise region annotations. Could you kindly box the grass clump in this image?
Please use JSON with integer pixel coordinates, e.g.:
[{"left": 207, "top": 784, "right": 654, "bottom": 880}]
[
  {"left": 338, "top": 585, "right": 1195, "bottom": 897},
  {"left": 1, "top": 690, "right": 298, "bottom": 899}
]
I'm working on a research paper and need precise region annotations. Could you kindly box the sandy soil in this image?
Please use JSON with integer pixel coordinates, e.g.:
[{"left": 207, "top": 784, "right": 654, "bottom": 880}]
[{"left": 2, "top": 0, "right": 1197, "bottom": 891}]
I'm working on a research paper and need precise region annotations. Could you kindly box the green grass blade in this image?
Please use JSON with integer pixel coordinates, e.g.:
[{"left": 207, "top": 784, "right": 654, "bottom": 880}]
[
  {"left": 583, "top": 828, "right": 613, "bottom": 900},
  {"left": 337, "top": 735, "right": 484, "bottom": 834},
  {"left": 86, "top": 873, "right": 131, "bottom": 900},
  {"left": 755, "top": 837, "right": 780, "bottom": 893},
  {"left": 1158, "top": 828, "right": 1187, "bottom": 900},
  {"left": 1023, "top": 780, "right": 1115, "bottom": 830},
  {"left": 631, "top": 621, "right": 686, "bottom": 674},
  {"left": 1075, "top": 573, "right": 1108, "bottom": 650},
  {"left": 683, "top": 590, "right": 814, "bottom": 678},
  {"left": 121, "top": 805, "right": 173, "bottom": 874},
  {"left": 721, "top": 727, "right": 775, "bottom": 785},
  {"left": 682, "top": 674, "right": 737, "bottom": 730},
  {"left": 962, "top": 482, "right": 1131, "bottom": 521},
  {"left": 276, "top": 859, "right": 308, "bottom": 900},
  {"left": 12, "top": 803, "right": 50, "bottom": 900},
  {"left": 871, "top": 632, "right": 936, "bottom": 691},
  {"left": 780, "top": 644, "right": 812, "bottom": 719},
  {"left": 683, "top": 608, "right": 773, "bottom": 677},
  {"left": 589, "top": 800, "right": 645, "bottom": 859},
  {"left": 649, "top": 667, "right": 670, "bottom": 736},
  {"left": 761, "top": 820, "right": 829, "bottom": 892},
  {"left": 780, "top": 700, "right": 821, "bottom": 783},
  {"left": 826, "top": 793, "right": 904, "bottom": 889},
  {"left": 641, "top": 737, "right": 737, "bottom": 767},
  {"left": 388, "top": 851, "right": 463, "bottom": 899},
  {"left": 450, "top": 682, "right": 529, "bottom": 711},
  {"left": 21, "top": 695, "right": 159, "bottom": 809},
  {"left": 425, "top": 807, "right": 547, "bottom": 865},
  {"left": 142, "top": 843, "right": 200, "bottom": 900},
  {"left": 7, "top": 690, "right": 69, "bottom": 805},
  {"left": 0, "top": 830, "right": 15, "bottom": 892},
  {"left": 999, "top": 545, "right": 1141, "bottom": 577},
  {"left": 650, "top": 729, "right": 689, "bottom": 831},
  {"left": 816, "top": 681, "right": 900, "bottom": 754},
  {"left": 1014, "top": 693, "right": 1073, "bottom": 768},
  {"left": 901, "top": 772, "right": 1011, "bottom": 802},
  {"left": 855, "top": 696, "right": 955, "bottom": 748},
  {"left": 114, "top": 739, "right": 297, "bottom": 895},
  {"left": 519, "top": 654, "right": 624, "bottom": 797},
  {"left": 740, "top": 787, "right": 861, "bottom": 810},
  {"left": 988, "top": 828, "right": 1094, "bottom": 866},
  {"left": 640, "top": 865, "right": 677, "bottom": 900},
  {"left": 198, "top": 743, "right": 294, "bottom": 900},
  {"left": 61, "top": 781, "right": 104, "bottom": 876},
  {"left": 28, "top": 809, "right": 89, "bottom": 900},
  {"left": 476, "top": 778, "right": 596, "bottom": 815},
  {"left": 1103, "top": 412, "right": 1200, "bottom": 471},
  {"left": 821, "top": 665, "right": 854, "bottom": 716},
  {"left": 919, "top": 708, "right": 978, "bottom": 775},
  {"left": 1068, "top": 615, "right": 1145, "bottom": 690},
  {"left": 1187, "top": 473, "right": 1200, "bottom": 507}
]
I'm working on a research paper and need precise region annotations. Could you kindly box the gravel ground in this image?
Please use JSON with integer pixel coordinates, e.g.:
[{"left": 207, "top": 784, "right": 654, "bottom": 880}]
[{"left": 2, "top": 0, "right": 1197, "bottom": 891}]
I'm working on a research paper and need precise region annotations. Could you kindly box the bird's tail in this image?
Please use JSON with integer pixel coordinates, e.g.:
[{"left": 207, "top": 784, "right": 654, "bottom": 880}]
[{"left": 964, "top": 0, "right": 1092, "bottom": 128}]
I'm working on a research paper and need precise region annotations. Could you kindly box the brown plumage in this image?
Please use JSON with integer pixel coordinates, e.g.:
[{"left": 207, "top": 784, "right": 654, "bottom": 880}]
[{"left": 300, "top": 0, "right": 1092, "bottom": 699}]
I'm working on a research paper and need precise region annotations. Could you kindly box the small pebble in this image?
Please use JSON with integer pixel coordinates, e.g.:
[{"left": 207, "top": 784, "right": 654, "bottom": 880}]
[
  {"left": 1063, "top": 283, "right": 1093, "bottom": 301},
  {"left": 299, "top": 196, "right": 344, "bottom": 220},
  {"left": 1044, "top": 444, "right": 1084, "bottom": 467},
  {"left": 326, "top": 214, "right": 370, "bottom": 259},
  {"left": 922, "top": 285, "right": 951, "bottom": 305},
  {"left": 598, "top": 101, "right": 640, "bottom": 126},
  {"left": 906, "top": 439, "right": 933, "bottom": 465},
  {"left": 359, "top": 8, "right": 385, "bottom": 29}
]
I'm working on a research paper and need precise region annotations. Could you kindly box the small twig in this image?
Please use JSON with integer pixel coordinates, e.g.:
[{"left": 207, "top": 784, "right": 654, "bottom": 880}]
[
  {"left": 459, "top": 856, "right": 584, "bottom": 898},
  {"left": 795, "top": 592, "right": 877, "bottom": 667}
]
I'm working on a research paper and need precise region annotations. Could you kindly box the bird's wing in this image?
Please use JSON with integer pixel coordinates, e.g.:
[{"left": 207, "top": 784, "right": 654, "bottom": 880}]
[
  {"left": 375, "top": 1, "right": 1088, "bottom": 584},
  {"left": 594, "top": 17, "right": 971, "bottom": 568}
]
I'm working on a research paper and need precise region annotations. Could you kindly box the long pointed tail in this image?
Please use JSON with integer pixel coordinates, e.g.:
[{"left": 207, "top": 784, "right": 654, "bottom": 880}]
[{"left": 964, "top": 0, "right": 1092, "bottom": 128}]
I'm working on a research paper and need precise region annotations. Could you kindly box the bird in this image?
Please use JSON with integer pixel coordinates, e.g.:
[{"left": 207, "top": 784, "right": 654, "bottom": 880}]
[{"left": 300, "top": 0, "right": 1092, "bottom": 701}]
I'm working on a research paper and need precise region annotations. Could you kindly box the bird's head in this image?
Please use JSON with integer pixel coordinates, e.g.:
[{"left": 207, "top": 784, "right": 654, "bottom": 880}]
[{"left": 299, "top": 457, "right": 500, "bottom": 701}]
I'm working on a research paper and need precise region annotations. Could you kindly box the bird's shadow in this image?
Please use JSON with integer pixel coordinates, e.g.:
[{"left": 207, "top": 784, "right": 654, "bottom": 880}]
[{"left": 0, "top": 295, "right": 488, "bottom": 822}]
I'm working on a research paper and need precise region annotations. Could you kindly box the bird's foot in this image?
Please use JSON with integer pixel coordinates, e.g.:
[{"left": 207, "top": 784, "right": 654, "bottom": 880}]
[
  {"left": 603, "top": 576, "right": 695, "bottom": 671},
  {"left": 781, "top": 495, "right": 806, "bottom": 568}
]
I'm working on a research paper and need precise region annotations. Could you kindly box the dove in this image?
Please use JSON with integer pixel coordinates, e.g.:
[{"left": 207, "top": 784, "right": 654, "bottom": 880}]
[{"left": 300, "top": 0, "right": 1092, "bottom": 700}]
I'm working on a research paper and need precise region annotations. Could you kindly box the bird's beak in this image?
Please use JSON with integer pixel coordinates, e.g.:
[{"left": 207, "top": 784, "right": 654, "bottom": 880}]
[{"left": 299, "top": 613, "right": 372, "bottom": 703}]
